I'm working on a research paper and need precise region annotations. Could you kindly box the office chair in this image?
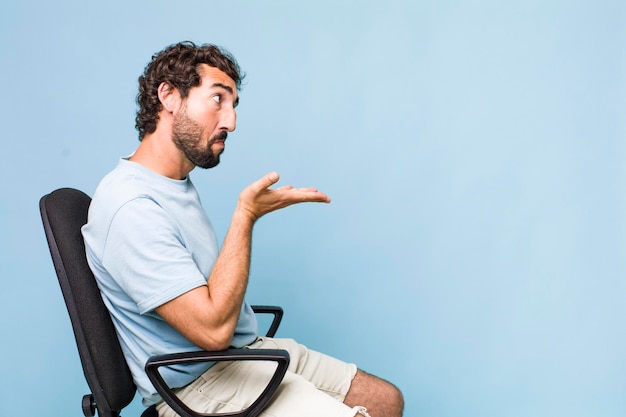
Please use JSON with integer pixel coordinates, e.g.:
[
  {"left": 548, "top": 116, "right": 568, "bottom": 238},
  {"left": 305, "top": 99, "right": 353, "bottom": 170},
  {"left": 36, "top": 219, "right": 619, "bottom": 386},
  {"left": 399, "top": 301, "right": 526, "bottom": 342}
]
[{"left": 40, "top": 187, "right": 289, "bottom": 417}]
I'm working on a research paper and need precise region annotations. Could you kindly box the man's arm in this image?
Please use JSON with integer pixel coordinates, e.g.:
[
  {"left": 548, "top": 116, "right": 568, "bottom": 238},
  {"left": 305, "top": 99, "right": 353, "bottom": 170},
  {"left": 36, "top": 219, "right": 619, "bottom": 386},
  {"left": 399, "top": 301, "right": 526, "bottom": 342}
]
[{"left": 155, "top": 172, "right": 330, "bottom": 351}]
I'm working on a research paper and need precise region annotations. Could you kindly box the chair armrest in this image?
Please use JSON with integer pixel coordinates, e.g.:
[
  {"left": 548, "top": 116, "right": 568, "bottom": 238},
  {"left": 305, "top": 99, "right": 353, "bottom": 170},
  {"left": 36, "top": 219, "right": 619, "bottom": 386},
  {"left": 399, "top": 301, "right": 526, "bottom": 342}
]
[
  {"left": 145, "top": 348, "right": 290, "bottom": 417},
  {"left": 251, "top": 305, "right": 283, "bottom": 338}
]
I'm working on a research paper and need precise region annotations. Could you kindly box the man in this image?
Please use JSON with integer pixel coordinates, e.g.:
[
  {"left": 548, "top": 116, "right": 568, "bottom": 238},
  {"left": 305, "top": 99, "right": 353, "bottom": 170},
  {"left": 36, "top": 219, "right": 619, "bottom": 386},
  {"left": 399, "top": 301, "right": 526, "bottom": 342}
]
[{"left": 82, "top": 41, "right": 404, "bottom": 417}]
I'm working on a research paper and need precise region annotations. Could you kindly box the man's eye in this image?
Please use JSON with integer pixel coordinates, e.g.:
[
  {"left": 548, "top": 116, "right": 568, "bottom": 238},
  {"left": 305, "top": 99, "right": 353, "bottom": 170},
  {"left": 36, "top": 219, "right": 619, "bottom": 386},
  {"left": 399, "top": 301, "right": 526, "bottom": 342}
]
[{"left": 212, "top": 95, "right": 221, "bottom": 103}]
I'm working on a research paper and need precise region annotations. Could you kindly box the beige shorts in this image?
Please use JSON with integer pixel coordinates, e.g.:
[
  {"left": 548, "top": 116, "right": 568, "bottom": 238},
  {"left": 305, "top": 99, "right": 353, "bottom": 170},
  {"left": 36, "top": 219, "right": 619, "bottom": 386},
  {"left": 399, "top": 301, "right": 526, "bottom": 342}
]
[{"left": 156, "top": 337, "right": 359, "bottom": 417}]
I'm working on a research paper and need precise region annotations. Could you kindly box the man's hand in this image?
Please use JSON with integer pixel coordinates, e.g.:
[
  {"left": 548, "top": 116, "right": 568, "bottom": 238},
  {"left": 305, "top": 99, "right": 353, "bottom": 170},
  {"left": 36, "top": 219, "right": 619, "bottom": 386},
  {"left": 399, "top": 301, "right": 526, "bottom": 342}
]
[{"left": 237, "top": 172, "right": 331, "bottom": 221}]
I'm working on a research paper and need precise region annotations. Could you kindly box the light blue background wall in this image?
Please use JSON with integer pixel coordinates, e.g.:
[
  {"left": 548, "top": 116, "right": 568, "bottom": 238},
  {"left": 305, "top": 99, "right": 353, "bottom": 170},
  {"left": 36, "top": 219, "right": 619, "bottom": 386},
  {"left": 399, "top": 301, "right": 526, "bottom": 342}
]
[{"left": 1, "top": 1, "right": 624, "bottom": 416}]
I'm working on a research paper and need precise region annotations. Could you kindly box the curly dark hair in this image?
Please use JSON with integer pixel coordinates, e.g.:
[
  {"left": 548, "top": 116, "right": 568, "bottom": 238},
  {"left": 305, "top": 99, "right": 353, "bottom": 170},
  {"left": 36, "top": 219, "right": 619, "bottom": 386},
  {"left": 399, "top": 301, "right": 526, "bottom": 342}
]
[{"left": 135, "top": 41, "right": 244, "bottom": 140}]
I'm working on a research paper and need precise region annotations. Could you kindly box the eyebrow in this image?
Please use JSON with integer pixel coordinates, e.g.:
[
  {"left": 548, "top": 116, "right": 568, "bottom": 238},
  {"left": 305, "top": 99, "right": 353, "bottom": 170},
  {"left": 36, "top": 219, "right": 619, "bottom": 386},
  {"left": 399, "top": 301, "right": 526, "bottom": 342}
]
[{"left": 212, "top": 82, "right": 239, "bottom": 107}]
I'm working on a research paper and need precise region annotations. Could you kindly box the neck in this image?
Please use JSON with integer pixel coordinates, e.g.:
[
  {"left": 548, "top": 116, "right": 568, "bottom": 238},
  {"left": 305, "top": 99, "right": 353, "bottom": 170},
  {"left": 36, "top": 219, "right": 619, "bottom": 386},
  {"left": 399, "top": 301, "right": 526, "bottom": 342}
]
[{"left": 130, "top": 130, "right": 194, "bottom": 180}]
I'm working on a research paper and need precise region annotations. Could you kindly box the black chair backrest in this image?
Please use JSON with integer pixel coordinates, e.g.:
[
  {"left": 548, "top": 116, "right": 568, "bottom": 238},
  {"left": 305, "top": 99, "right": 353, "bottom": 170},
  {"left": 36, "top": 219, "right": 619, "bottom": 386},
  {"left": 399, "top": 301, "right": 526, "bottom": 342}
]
[{"left": 40, "top": 188, "right": 136, "bottom": 417}]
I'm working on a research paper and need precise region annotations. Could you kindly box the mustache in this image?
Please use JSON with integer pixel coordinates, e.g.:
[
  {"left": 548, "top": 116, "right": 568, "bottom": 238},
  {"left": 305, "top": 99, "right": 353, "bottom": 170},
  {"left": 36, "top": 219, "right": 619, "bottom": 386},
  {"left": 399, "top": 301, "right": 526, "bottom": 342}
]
[{"left": 214, "top": 131, "right": 228, "bottom": 141}]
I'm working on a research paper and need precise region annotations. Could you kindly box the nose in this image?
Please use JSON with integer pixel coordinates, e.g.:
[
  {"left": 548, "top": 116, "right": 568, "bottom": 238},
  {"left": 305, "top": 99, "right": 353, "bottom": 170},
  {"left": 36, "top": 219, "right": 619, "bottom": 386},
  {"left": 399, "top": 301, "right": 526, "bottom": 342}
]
[{"left": 221, "top": 106, "right": 237, "bottom": 132}]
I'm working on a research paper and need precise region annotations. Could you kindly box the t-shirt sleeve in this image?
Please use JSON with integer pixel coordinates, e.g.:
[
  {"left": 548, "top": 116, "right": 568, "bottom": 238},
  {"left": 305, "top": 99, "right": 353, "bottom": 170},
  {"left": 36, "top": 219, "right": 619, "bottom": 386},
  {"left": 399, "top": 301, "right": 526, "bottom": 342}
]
[{"left": 101, "top": 197, "right": 208, "bottom": 314}]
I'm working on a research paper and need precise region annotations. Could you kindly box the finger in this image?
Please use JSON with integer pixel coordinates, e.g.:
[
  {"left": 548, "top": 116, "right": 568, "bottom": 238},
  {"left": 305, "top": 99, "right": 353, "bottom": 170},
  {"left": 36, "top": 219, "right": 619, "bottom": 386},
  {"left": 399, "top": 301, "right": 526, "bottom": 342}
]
[
  {"left": 292, "top": 190, "right": 331, "bottom": 203},
  {"left": 250, "top": 171, "right": 280, "bottom": 192},
  {"left": 290, "top": 187, "right": 319, "bottom": 193}
]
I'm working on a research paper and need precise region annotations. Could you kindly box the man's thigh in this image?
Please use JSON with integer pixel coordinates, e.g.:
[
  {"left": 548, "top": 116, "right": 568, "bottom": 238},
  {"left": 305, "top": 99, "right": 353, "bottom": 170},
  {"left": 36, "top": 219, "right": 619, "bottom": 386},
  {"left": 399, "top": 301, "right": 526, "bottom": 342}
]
[
  {"left": 251, "top": 337, "right": 357, "bottom": 401},
  {"left": 156, "top": 338, "right": 358, "bottom": 417}
]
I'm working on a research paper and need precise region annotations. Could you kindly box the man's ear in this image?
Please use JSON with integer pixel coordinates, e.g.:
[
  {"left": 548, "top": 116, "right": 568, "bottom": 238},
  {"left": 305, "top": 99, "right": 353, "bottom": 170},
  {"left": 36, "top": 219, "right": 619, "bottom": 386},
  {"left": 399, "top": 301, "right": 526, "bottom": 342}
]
[{"left": 157, "top": 82, "right": 181, "bottom": 113}]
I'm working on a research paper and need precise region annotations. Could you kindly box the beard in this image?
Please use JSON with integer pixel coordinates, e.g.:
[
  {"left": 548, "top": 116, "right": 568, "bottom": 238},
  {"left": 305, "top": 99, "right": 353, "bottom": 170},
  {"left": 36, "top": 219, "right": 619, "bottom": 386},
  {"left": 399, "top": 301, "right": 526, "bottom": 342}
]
[{"left": 172, "top": 109, "right": 226, "bottom": 169}]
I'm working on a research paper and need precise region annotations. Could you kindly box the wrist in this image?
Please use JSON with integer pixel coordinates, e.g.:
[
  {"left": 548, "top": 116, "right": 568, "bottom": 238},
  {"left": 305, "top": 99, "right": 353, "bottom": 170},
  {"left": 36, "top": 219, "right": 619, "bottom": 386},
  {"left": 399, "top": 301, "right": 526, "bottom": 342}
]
[{"left": 234, "top": 202, "right": 259, "bottom": 224}]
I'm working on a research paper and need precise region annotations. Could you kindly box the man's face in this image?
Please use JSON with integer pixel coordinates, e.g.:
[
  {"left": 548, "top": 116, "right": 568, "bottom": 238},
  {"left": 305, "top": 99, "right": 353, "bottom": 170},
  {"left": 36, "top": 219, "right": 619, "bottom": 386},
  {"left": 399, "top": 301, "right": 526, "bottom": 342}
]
[{"left": 172, "top": 64, "right": 238, "bottom": 169}]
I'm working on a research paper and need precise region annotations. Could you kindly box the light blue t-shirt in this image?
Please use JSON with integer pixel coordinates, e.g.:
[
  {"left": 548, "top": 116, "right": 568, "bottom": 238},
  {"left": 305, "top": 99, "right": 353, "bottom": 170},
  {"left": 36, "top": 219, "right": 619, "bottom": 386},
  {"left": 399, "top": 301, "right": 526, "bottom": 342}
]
[{"left": 82, "top": 158, "right": 258, "bottom": 406}]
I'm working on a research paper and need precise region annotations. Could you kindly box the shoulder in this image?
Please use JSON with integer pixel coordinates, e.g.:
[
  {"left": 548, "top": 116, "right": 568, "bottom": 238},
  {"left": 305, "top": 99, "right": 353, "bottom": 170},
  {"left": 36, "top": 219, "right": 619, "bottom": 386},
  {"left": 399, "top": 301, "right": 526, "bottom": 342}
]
[
  {"left": 89, "top": 159, "right": 188, "bottom": 218},
  {"left": 92, "top": 159, "right": 154, "bottom": 206},
  {"left": 85, "top": 160, "right": 165, "bottom": 244}
]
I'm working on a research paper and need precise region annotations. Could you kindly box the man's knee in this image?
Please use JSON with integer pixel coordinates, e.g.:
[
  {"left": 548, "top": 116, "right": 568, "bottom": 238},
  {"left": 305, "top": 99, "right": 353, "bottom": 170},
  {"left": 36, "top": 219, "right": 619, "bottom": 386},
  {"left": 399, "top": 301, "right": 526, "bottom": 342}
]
[
  {"left": 385, "top": 383, "right": 404, "bottom": 413},
  {"left": 375, "top": 376, "right": 404, "bottom": 413},
  {"left": 345, "top": 369, "right": 404, "bottom": 416}
]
